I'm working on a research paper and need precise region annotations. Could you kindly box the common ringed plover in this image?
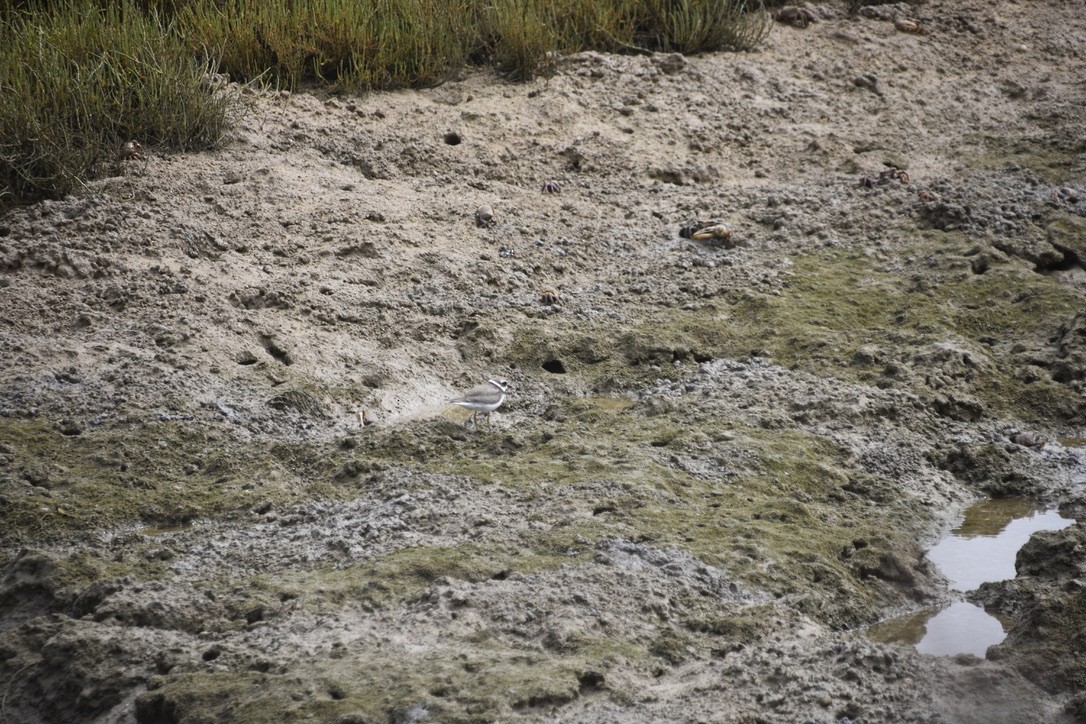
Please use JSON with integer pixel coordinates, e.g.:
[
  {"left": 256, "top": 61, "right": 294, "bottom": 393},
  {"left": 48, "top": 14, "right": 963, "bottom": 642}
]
[{"left": 450, "top": 378, "right": 508, "bottom": 429}]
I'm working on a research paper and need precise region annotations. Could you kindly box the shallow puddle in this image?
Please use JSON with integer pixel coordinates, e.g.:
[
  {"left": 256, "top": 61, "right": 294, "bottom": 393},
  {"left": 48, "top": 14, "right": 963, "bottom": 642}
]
[
  {"left": 868, "top": 498, "right": 1073, "bottom": 657},
  {"left": 927, "top": 501, "right": 1074, "bottom": 591},
  {"left": 140, "top": 523, "right": 192, "bottom": 536},
  {"left": 868, "top": 602, "right": 1014, "bottom": 657}
]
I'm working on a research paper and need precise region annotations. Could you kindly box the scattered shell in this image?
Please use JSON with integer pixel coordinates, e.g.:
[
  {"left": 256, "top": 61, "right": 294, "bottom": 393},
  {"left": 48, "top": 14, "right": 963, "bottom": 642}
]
[
  {"left": 878, "top": 167, "right": 909, "bottom": 184},
  {"left": 680, "top": 221, "right": 738, "bottom": 248},
  {"left": 1052, "top": 187, "right": 1080, "bottom": 204},
  {"left": 680, "top": 220, "right": 722, "bottom": 239}
]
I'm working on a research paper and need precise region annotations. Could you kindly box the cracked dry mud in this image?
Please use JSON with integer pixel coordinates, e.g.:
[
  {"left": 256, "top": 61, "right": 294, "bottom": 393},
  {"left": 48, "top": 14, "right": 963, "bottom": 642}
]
[{"left": 2, "top": 1, "right": 1086, "bottom": 722}]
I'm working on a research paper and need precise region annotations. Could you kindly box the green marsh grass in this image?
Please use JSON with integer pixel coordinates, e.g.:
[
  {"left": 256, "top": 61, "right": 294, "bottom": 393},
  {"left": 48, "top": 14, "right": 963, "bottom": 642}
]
[
  {"left": 0, "top": 1, "right": 233, "bottom": 203},
  {"left": 645, "top": 0, "right": 770, "bottom": 54},
  {"left": 1, "top": 0, "right": 770, "bottom": 203},
  {"left": 174, "top": 0, "right": 474, "bottom": 90}
]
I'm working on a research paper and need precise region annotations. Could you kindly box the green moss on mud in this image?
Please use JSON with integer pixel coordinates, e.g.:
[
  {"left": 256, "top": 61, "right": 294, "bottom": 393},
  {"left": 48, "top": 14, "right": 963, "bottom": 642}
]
[
  {"left": 727, "top": 243, "right": 1079, "bottom": 372},
  {"left": 0, "top": 418, "right": 346, "bottom": 545},
  {"left": 139, "top": 645, "right": 612, "bottom": 723},
  {"left": 964, "top": 135, "right": 1083, "bottom": 184},
  {"left": 347, "top": 398, "right": 926, "bottom": 625},
  {"left": 507, "top": 239, "right": 1083, "bottom": 425}
]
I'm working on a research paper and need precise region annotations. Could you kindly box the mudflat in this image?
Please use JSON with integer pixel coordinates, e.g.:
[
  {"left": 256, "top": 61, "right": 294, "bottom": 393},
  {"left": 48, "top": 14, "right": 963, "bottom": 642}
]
[{"left": 1, "top": 1, "right": 1085, "bottom": 722}]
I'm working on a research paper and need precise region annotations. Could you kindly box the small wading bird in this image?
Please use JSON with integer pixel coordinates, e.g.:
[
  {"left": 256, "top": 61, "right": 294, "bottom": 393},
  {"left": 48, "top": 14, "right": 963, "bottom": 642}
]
[{"left": 450, "top": 378, "right": 508, "bottom": 429}]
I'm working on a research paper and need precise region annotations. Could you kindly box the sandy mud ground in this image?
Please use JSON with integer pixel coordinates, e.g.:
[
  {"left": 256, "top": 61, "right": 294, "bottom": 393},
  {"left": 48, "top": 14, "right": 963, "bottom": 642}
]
[{"left": 2, "top": 1, "right": 1086, "bottom": 721}]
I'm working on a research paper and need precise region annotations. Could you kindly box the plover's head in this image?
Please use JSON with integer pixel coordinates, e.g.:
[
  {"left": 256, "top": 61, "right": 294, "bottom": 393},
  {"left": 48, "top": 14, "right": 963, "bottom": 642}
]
[{"left": 488, "top": 378, "right": 509, "bottom": 392}]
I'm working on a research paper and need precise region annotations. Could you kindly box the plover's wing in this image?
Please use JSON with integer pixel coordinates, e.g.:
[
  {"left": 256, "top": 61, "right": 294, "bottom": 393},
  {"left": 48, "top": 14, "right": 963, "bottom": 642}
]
[{"left": 455, "top": 381, "right": 503, "bottom": 405}]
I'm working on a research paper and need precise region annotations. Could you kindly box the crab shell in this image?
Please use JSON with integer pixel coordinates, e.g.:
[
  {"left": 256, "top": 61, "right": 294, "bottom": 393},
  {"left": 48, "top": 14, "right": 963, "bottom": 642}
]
[{"left": 539, "top": 288, "right": 561, "bottom": 305}]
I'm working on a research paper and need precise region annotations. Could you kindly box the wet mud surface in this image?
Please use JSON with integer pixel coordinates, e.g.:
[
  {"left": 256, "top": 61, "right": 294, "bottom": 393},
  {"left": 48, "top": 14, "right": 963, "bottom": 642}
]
[{"left": 2, "top": 1, "right": 1085, "bottom": 721}]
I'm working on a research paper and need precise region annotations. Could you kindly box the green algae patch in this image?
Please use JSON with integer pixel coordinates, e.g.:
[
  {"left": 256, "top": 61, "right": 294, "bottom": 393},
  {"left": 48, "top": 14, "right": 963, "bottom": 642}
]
[
  {"left": 350, "top": 399, "right": 933, "bottom": 627},
  {"left": 505, "top": 317, "right": 722, "bottom": 391},
  {"left": 254, "top": 527, "right": 599, "bottom": 614},
  {"left": 137, "top": 646, "right": 613, "bottom": 723},
  {"left": 649, "top": 626, "right": 697, "bottom": 665},
  {"left": 503, "top": 239, "right": 1082, "bottom": 425},
  {"left": 964, "top": 134, "right": 1082, "bottom": 184},
  {"left": 0, "top": 418, "right": 347, "bottom": 545},
  {"left": 347, "top": 541, "right": 566, "bottom": 605},
  {"left": 719, "top": 246, "right": 1084, "bottom": 424},
  {"left": 682, "top": 605, "right": 772, "bottom": 640},
  {"left": 618, "top": 427, "right": 923, "bottom": 624},
  {"left": 136, "top": 672, "right": 300, "bottom": 724},
  {"left": 1046, "top": 213, "right": 1086, "bottom": 263},
  {"left": 55, "top": 547, "right": 173, "bottom": 591}
]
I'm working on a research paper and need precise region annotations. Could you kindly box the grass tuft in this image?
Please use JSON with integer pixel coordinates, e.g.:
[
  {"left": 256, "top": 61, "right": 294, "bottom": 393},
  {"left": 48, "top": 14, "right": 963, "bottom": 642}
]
[
  {"left": 174, "top": 0, "right": 474, "bottom": 91},
  {"left": 644, "top": 0, "right": 770, "bottom": 54}
]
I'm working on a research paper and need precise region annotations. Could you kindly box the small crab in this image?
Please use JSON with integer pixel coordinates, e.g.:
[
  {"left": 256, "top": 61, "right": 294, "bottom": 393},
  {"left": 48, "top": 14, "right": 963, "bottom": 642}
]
[
  {"left": 879, "top": 166, "right": 910, "bottom": 184},
  {"left": 1050, "top": 187, "right": 1080, "bottom": 205},
  {"left": 680, "top": 220, "right": 721, "bottom": 239},
  {"left": 120, "top": 140, "right": 144, "bottom": 161},
  {"left": 894, "top": 17, "right": 925, "bottom": 34},
  {"left": 1011, "top": 431, "right": 1046, "bottom": 450},
  {"left": 539, "top": 287, "right": 562, "bottom": 306},
  {"left": 680, "top": 221, "right": 737, "bottom": 248},
  {"left": 475, "top": 204, "right": 495, "bottom": 228},
  {"left": 918, "top": 189, "right": 940, "bottom": 202},
  {"left": 541, "top": 181, "right": 561, "bottom": 194},
  {"left": 775, "top": 6, "right": 817, "bottom": 28},
  {"left": 859, "top": 175, "right": 879, "bottom": 189},
  {"left": 691, "top": 224, "right": 733, "bottom": 242}
]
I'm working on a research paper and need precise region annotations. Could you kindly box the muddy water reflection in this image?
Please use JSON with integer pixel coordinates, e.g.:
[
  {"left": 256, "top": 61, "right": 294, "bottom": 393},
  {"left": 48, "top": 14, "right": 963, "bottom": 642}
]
[
  {"left": 140, "top": 523, "right": 192, "bottom": 536},
  {"left": 869, "top": 602, "right": 1014, "bottom": 657},
  {"left": 868, "top": 498, "right": 1073, "bottom": 657},
  {"left": 927, "top": 501, "right": 1073, "bottom": 591}
]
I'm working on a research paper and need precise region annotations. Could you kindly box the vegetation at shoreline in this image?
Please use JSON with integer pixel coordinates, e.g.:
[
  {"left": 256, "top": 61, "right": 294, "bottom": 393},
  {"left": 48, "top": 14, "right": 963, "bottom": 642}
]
[
  {"left": 0, "top": 0, "right": 770, "bottom": 204},
  {"left": 0, "top": 2, "right": 235, "bottom": 203}
]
